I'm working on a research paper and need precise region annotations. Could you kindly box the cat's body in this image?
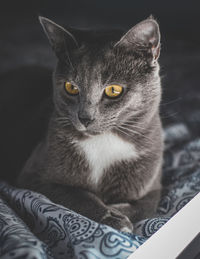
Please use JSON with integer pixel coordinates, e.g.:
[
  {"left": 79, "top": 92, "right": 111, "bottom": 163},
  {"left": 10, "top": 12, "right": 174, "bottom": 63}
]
[{"left": 18, "top": 16, "right": 163, "bottom": 232}]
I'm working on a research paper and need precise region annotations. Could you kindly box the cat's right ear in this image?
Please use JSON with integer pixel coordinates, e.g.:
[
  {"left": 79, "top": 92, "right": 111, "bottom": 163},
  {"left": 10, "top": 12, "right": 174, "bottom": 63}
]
[{"left": 39, "top": 16, "right": 78, "bottom": 60}]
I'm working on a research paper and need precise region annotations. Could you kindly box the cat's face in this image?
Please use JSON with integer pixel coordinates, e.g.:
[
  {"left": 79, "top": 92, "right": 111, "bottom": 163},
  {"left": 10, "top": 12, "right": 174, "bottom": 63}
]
[{"left": 40, "top": 17, "right": 161, "bottom": 135}]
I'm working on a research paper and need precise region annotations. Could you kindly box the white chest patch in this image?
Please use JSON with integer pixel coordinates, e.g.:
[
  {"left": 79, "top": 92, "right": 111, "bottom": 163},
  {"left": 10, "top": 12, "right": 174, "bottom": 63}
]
[{"left": 77, "top": 132, "right": 138, "bottom": 186}]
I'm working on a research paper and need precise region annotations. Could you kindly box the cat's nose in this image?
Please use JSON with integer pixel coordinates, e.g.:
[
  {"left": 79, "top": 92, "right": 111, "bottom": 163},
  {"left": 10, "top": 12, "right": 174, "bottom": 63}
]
[{"left": 78, "top": 115, "right": 94, "bottom": 127}]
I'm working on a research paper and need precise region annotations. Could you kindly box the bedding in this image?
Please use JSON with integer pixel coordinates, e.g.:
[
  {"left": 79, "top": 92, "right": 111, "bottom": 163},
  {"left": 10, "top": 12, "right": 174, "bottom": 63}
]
[{"left": 0, "top": 119, "right": 200, "bottom": 258}]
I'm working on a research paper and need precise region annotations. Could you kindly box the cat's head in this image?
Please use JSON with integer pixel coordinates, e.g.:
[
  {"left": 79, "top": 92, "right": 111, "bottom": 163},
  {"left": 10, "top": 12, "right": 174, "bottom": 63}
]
[{"left": 39, "top": 16, "right": 161, "bottom": 136}]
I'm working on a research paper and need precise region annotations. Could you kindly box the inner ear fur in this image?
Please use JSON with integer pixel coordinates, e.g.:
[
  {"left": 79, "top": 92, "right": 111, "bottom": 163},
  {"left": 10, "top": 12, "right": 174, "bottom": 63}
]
[
  {"left": 39, "top": 16, "right": 78, "bottom": 60},
  {"left": 115, "top": 17, "right": 161, "bottom": 61}
]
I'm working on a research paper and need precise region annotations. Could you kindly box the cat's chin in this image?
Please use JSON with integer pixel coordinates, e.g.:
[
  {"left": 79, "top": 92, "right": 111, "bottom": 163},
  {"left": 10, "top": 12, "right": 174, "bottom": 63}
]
[
  {"left": 75, "top": 124, "right": 108, "bottom": 136},
  {"left": 82, "top": 129, "right": 102, "bottom": 136}
]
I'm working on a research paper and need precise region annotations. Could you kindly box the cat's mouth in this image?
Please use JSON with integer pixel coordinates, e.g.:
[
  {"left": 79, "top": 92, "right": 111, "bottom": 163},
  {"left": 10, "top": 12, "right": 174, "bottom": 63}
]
[
  {"left": 74, "top": 121, "right": 103, "bottom": 136},
  {"left": 82, "top": 129, "right": 101, "bottom": 136}
]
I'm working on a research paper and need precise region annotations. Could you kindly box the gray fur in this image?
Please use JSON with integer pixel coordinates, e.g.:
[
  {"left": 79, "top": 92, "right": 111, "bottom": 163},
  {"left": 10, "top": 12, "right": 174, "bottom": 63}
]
[{"left": 18, "top": 16, "right": 163, "bottom": 232}]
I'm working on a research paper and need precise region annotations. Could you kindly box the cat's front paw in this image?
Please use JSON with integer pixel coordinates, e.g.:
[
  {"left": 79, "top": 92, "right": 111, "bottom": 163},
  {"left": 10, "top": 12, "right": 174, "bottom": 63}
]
[{"left": 100, "top": 207, "right": 133, "bottom": 233}]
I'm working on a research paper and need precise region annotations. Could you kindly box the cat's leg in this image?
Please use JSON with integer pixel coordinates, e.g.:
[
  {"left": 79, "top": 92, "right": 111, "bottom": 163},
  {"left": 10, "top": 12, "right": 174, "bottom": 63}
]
[
  {"left": 17, "top": 143, "right": 133, "bottom": 232},
  {"left": 108, "top": 189, "right": 161, "bottom": 223},
  {"left": 23, "top": 182, "right": 134, "bottom": 232}
]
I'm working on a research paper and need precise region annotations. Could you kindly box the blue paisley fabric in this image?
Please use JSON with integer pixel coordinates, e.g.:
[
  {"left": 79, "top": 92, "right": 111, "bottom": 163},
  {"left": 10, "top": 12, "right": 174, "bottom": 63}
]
[
  {"left": 0, "top": 122, "right": 200, "bottom": 258},
  {"left": 0, "top": 183, "right": 145, "bottom": 259}
]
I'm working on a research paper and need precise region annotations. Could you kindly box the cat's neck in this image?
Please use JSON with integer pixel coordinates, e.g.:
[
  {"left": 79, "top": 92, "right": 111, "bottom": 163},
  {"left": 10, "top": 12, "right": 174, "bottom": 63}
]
[{"left": 76, "top": 131, "right": 139, "bottom": 186}]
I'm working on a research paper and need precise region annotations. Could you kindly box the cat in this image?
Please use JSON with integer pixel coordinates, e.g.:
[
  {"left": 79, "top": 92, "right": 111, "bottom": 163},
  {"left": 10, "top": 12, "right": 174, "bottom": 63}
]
[{"left": 17, "top": 16, "right": 163, "bottom": 232}]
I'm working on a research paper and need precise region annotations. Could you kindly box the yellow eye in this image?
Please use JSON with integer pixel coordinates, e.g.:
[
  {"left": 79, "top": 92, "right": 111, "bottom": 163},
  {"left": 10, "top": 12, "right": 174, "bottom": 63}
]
[
  {"left": 104, "top": 84, "right": 123, "bottom": 98},
  {"left": 64, "top": 82, "right": 79, "bottom": 95}
]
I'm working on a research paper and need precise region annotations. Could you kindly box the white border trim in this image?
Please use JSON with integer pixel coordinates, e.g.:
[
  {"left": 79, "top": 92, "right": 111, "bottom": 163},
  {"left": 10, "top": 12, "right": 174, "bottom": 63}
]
[{"left": 128, "top": 192, "right": 200, "bottom": 259}]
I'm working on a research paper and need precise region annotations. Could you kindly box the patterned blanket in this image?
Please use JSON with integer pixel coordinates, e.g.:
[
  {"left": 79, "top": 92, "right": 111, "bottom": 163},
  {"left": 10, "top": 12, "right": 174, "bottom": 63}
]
[{"left": 0, "top": 120, "right": 200, "bottom": 258}]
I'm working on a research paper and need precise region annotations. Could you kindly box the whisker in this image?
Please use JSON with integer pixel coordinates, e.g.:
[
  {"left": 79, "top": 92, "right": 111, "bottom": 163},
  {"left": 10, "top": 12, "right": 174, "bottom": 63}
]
[
  {"left": 125, "top": 119, "right": 161, "bottom": 128},
  {"left": 55, "top": 117, "right": 72, "bottom": 127},
  {"left": 121, "top": 122, "right": 147, "bottom": 131},
  {"left": 159, "top": 111, "right": 179, "bottom": 119},
  {"left": 117, "top": 125, "right": 141, "bottom": 136},
  {"left": 122, "top": 121, "right": 160, "bottom": 132},
  {"left": 124, "top": 117, "right": 147, "bottom": 124},
  {"left": 160, "top": 97, "right": 182, "bottom": 106},
  {"left": 115, "top": 126, "right": 131, "bottom": 137},
  {"left": 120, "top": 124, "right": 146, "bottom": 134},
  {"left": 55, "top": 119, "right": 71, "bottom": 123},
  {"left": 55, "top": 117, "right": 71, "bottom": 121},
  {"left": 118, "top": 125, "right": 154, "bottom": 144}
]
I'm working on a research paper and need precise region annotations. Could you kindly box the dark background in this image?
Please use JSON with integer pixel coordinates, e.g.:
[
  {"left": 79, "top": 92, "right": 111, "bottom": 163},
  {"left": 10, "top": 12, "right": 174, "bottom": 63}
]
[
  {"left": 0, "top": 0, "right": 200, "bottom": 182},
  {"left": 1, "top": 0, "right": 200, "bottom": 39}
]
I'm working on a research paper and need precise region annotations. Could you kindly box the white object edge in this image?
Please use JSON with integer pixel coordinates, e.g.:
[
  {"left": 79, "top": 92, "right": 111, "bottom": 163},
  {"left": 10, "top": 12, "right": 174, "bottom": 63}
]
[{"left": 128, "top": 192, "right": 200, "bottom": 259}]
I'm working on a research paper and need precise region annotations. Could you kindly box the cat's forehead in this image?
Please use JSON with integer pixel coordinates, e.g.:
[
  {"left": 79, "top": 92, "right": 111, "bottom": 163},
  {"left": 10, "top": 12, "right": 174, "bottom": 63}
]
[
  {"left": 74, "top": 43, "right": 113, "bottom": 69},
  {"left": 69, "top": 44, "right": 112, "bottom": 86},
  {"left": 70, "top": 43, "right": 151, "bottom": 86},
  {"left": 55, "top": 35, "right": 155, "bottom": 92}
]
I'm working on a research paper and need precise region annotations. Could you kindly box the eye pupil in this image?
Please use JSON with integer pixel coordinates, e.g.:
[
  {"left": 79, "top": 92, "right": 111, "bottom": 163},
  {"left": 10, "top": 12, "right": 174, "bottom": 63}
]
[
  {"left": 105, "top": 84, "right": 123, "bottom": 98},
  {"left": 64, "top": 81, "right": 79, "bottom": 95}
]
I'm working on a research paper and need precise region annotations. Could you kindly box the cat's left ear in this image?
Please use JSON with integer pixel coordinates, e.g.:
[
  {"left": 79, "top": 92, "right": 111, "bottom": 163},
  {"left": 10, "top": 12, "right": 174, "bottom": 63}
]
[
  {"left": 39, "top": 16, "right": 78, "bottom": 60},
  {"left": 115, "top": 17, "right": 160, "bottom": 61}
]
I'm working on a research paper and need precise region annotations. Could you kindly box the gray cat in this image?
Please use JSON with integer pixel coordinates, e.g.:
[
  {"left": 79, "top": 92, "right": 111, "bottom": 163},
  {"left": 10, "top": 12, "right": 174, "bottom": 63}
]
[{"left": 18, "top": 16, "right": 163, "bottom": 232}]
